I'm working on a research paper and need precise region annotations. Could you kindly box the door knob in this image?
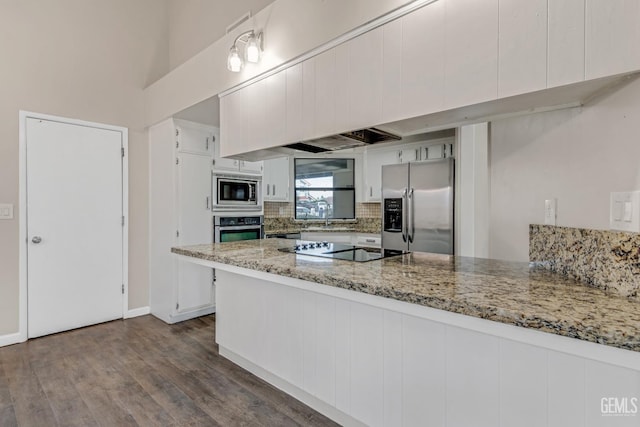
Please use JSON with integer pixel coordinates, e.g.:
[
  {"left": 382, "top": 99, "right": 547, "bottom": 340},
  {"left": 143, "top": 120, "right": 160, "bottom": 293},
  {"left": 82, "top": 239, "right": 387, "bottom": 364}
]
[{"left": 32, "top": 236, "right": 42, "bottom": 244}]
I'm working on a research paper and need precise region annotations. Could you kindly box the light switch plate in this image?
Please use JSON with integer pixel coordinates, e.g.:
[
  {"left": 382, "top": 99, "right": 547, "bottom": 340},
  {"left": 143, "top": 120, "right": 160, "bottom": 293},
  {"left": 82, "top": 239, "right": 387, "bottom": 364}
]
[
  {"left": 610, "top": 191, "right": 640, "bottom": 232},
  {"left": 0, "top": 204, "right": 14, "bottom": 220},
  {"left": 544, "top": 199, "right": 557, "bottom": 226}
]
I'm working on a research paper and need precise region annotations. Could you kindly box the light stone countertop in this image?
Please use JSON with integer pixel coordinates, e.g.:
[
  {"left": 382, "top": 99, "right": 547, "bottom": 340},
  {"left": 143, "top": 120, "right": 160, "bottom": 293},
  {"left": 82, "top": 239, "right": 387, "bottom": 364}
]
[{"left": 172, "top": 238, "right": 640, "bottom": 352}]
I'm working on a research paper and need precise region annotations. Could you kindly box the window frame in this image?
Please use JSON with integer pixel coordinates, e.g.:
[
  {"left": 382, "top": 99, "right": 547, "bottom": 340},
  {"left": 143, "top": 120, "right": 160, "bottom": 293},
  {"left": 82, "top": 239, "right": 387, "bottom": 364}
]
[{"left": 293, "top": 158, "right": 356, "bottom": 220}]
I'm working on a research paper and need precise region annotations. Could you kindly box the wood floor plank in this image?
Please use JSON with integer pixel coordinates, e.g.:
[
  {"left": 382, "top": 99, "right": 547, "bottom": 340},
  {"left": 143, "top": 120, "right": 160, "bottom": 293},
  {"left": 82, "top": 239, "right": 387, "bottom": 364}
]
[{"left": 0, "top": 314, "right": 338, "bottom": 427}]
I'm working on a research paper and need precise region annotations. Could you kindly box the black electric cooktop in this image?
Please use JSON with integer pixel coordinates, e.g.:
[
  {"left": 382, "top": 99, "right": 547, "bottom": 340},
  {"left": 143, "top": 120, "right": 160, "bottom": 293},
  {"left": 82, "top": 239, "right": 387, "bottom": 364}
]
[{"left": 278, "top": 240, "right": 403, "bottom": 262}]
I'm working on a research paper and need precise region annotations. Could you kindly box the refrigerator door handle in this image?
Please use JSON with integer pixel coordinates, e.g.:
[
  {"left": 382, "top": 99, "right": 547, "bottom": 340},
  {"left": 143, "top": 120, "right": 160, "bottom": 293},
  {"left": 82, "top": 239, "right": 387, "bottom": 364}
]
[
  {"left": 408, "top": 187, "right": 414, "bottom": 243},
  {"left": 402, "top": 188, "right": 408, "bottom": 243}
]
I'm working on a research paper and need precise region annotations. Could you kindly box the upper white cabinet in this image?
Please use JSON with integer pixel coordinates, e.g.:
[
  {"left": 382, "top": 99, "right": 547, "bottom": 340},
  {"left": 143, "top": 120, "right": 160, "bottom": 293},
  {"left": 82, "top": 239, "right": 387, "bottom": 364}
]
[
  {"left": 285, "top": 63, "right": 304, "bottom": 143},
  {"left": 364, "top": 148, "right": 398, "bottom": 201},
  {"left": 401, "top": 0, "right": 446, "bottom": 118},
  {"left": 263, "top": 156, "right": 290, "bottom": 201},
  {"left": 444, "top": 0, "right": 499, "bottom": 109},
  {"left": 347, "top": 27, "right": 383, "bottom": 130},
  {"left": 498, "top": 0, "right": 548, "bottom": 97},
  {"left": 213, "top": 126, "right": 263, "bottom": 174},
  {"left": 585, "top": 0, "right": 640, "bottom": 80},
  {"left": 548, "top": 0, "right": 585, "bottom": 88},
  {"left": 219, "top": 0, "right": 640, "bottom": 158},
  {"left": 175, "top": 120, "right": 214, "bottom": 156}
]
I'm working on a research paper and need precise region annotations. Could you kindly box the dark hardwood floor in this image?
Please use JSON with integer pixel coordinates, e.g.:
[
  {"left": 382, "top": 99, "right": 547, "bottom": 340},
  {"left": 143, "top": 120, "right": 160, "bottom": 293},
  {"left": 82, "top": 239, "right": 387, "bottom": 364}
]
[{"left": 0, "top": 315, "right": 338, "bottom": 427}]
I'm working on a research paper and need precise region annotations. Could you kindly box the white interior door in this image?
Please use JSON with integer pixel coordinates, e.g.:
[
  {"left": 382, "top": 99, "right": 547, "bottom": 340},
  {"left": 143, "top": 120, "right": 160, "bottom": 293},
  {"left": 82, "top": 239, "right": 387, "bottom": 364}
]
[
  {"left": 176, "top": 153, "right": 214, "bottom": 313},
  {"left": 26, "top": 117, "right": 124, "bottom": 338}
]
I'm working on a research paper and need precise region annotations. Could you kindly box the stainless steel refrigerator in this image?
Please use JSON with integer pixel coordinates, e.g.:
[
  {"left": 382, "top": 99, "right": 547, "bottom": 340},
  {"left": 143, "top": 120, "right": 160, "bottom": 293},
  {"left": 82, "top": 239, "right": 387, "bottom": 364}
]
[{"left": 381, "top": 158, "right": 454, "bottom": 254}]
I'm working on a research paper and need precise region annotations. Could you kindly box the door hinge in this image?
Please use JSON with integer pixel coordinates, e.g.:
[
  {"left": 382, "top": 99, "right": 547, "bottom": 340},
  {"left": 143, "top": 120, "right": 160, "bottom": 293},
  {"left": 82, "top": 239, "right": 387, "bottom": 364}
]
[
  {"left": 121, "top": 147, "right": 125, "bottom": 158},
  {"left": 212, "top": 159, "right": 215, "bottom": 165},
  {"left": 176, "top": 141, "right": 179, "bottom": 149},
  {"left": 176, "top": 230, "right": 180, "bottom": 237},
  {"left": 121, "top": 216, "right": 125, "bottom": 226},
  {"left": 212, "top": 269, "right": 216, "bottom": 284},
  {"left": 176, "top": 303, "right": 179, "bottom": 310},
  {"left": 176, "top": 157, "right": 179, "bottom": 165},
  {"left": 122, "top": 284, "right": 125, "bottom": 294},
  {"left": 206, "top": 137, "right": 209, "bottom": 151},
  {"left": 176, "top": 129, "right": 179, "bottom": 137}
]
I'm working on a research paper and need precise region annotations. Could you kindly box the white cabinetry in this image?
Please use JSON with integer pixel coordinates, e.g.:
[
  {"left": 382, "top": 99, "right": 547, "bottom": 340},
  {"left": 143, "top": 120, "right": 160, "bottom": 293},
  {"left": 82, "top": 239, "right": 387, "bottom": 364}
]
[
  {"left": 548, "top": 0, "right": 585, "bottom": 87},
  {"left": 216, "top": 269, "right": 640, "bottom": 427},
  {"left": 444, "top": 0, "right": 499, "bottom": 109},
  {"left": 149, "top": 118, "right": 215, "bottom": 324},
  {"left": 585, "top": 0, "right": 640, "bottom": 80},
  {"left": 263, "top": 156, "right": 290, "bottom": 201},
  {"left": 498, "top": 0, "right": 548, "bottom": 97},
  {"left": 213, "top": 126, "right": 263, "bottom": 174},
  {"left": 364, "top": 148, "right": 397, "bottom": 201}
]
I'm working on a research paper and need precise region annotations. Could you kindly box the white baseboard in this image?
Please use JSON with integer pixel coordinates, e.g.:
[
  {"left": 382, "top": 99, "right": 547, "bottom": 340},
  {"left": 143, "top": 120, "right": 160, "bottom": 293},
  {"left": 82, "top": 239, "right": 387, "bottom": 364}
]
[
  {"left": 125, "top": 306, "right": 150, "bottom": 319},
  {"left": 0, "top": 332, "right": 25, "bottom": 348}
]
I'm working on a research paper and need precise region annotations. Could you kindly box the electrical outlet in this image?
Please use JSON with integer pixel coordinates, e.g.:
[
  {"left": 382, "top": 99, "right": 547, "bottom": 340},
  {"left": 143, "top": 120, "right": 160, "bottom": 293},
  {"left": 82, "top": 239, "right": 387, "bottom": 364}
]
[{"left": 544, "top": 199, "right": 557, "bottom": 226}]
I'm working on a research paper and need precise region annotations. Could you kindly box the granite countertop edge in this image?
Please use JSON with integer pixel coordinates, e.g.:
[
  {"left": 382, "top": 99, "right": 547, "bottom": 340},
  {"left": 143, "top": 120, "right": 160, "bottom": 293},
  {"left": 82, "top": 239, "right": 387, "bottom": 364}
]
[{"left": 171, "top": 242, "right": 640, "bottom": 353}]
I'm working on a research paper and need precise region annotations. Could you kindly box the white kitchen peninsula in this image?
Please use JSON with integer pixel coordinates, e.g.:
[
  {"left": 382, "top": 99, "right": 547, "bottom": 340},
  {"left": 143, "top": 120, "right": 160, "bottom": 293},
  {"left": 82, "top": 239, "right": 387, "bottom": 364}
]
[{"left": 173, "top": 239, "right": 640, "bottom": 427}]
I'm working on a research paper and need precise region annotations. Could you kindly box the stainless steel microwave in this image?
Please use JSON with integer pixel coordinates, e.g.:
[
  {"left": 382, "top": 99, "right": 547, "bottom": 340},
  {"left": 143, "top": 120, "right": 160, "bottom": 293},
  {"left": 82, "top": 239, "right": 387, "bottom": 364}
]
[{"left": 212, "top": 173, "right": 261, "bottom": 211}]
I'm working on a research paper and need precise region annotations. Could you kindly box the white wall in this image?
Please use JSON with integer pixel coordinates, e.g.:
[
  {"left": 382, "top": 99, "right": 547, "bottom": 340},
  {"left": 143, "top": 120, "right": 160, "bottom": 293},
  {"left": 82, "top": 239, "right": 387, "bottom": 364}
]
[
  {"left": 0, "top": 0, "right": 170, "bottom": 334},
  {"left": 489, "top": 77, "right": 640, "bottom": 262},
  {"left": 168, "top": 0, "right": 275, "bottom": 71}
]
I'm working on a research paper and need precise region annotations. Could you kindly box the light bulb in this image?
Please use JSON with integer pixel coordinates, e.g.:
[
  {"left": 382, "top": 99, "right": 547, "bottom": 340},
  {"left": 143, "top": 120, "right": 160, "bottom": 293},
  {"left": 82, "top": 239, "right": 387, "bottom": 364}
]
[
  {"left": 245, "top": 33, "right": 261, "bottom": 63},
  {"left": 227, "top": 45, "right": 243, "bottom": 72}
]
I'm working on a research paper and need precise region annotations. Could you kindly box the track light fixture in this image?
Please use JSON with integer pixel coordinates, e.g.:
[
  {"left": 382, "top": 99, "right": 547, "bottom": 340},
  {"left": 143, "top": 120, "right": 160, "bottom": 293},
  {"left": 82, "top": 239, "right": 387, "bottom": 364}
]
[{"left": 227, "top": 30, "right": 263, "bottom": 72}]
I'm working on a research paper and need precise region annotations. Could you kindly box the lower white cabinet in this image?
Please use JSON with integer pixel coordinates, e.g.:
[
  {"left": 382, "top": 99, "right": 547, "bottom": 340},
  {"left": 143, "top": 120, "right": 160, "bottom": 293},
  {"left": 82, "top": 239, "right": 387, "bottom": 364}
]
[
  {"left": 149, "top": 118, "right": 215, "bottom": 324},
  {"left": 215, "top": 269, "right": 640, "bottom": 427}
]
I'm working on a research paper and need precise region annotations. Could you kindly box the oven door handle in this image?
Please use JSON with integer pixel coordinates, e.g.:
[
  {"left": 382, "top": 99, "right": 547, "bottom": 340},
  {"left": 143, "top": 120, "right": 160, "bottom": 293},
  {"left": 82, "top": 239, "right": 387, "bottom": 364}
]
[{"left": 215, "top": 225, "right": 263, "bottom": 231}]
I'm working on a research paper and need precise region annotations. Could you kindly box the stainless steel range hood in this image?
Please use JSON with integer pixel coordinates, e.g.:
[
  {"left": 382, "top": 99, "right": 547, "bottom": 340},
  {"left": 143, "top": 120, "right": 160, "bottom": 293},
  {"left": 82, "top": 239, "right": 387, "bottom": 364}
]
[{"left": 284, "top": 127, "right": 402, "bottom": 153}]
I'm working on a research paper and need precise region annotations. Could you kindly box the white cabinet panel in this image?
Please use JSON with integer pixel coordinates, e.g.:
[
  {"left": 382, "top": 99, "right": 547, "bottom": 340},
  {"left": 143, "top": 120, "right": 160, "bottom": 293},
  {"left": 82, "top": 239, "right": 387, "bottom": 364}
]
[
  {"left": 499, "top": 341, "right": 548, "bottom": 427},
  {"left": 364, "top": 148, "right": 398, "bottom": 201},
  {"left": 315, "top": 294, "right": 337, "bottom": 405},
  {"left": 314, "top": 49, "right": 337, "bottom": 137},
  {"left": 446, "top": 326, "right": 500, "bottom": 427},
  {"left": 350, "top": 303, "right": 384, "bottom": 427},
  {"left": 300, "top": 232, "right": 353, "bottom": 243},
  {"left": 176, "top": 123, "right": 214, "bottom": 156},
  {"left": 398, "top": 147, "right": 418, "bottom": 163},
  {"left": 302, "top": 291, "right": 317, "bottom": 395},
  {"left": 382, "top": 19, "right": 403, "bottom": 123},
  {"left": 383, "top": 311, "right": 402, "bottom": 427},
  {"left": 498, "top": 0, "right": 548, "bottom": 97},
  {"left": 264, "top": 71, "right": 286, "bottom": 149},
  {"left": 245, "top": 78, "right": 267, "bottom": 154},
  {"left": 239, "top": 160, "right": 262, "bottom": 174},
  {"left": 586, "top": 0, "right": 640, "bottom": 79},
  {"left": 284, "top": 286, "right": 305, "bottom": 386},
  {"left": 335, "top": 42, "right": 351, "bottom": 133},
  {"left": 263, "top": 281, "right": 288, "bottom": 378},
  {"left": 302, "top": 58, "right": 316, "bottom": 140},
  {"left": 263, "top": 156, "right": 290, "bottom": 201},
  {"left": 585, "top": 360, "right": 640, "bottom": 427},
  {"left": 286, "top": 63, "right": 304, "bottom": 143},
  {"left": 548, "top": 0, "right": 585, "bottom": 87},
  {"left": 335, "top": 299, "right": 351, "bottom": 414},
  {"left": 402, "top": 314, "right": 446, "bottom": 427},
  {"left": 401, "top": 1, "right": 445, "bottom": 118},
  {"left": 220, "top": 89, "right": 245, "bottom": 158},
  {"left": 444, "top": 0, "right": 499, "bottom": 109},
  {"left": 348, "top": 27, "right": 383, "bottom": 130},
  {"left": 176, "top": 153, "right": 213, "bottom": 314},
  {"left": 548, "top": 351, "right": 586, "bottom": 427}
]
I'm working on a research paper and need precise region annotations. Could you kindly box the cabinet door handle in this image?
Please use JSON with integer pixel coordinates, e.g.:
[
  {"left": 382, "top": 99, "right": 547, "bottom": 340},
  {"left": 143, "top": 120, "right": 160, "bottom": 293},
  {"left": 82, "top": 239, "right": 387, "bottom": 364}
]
[
  {"left": 370, "top": 186, "right": 373, "bottom": 197},
  {"left": 266, "top": 184, "right": 270, "bottom": 196},
  {"left": 206, "top": 196, "right": 210, "bottom": 209},
  {"left": 273, "top": 184, "right": 276, "bottom": 195}
]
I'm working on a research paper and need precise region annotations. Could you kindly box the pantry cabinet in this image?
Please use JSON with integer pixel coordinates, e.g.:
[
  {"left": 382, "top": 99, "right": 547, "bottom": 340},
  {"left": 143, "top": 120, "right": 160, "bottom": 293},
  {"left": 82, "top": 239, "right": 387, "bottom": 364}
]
[{"left": 149, "top": 118, "right": 215, "bottom": 324}]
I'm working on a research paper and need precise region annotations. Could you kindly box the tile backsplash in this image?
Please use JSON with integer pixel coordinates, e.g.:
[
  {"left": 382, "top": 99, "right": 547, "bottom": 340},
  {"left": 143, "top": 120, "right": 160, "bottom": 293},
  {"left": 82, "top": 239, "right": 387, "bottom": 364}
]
[
  {"left": 264, "top": 202, "right": 381, "bottom": 219},
  {"left": 530, "top": 224, "right": 640, "bottom": 299}
]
